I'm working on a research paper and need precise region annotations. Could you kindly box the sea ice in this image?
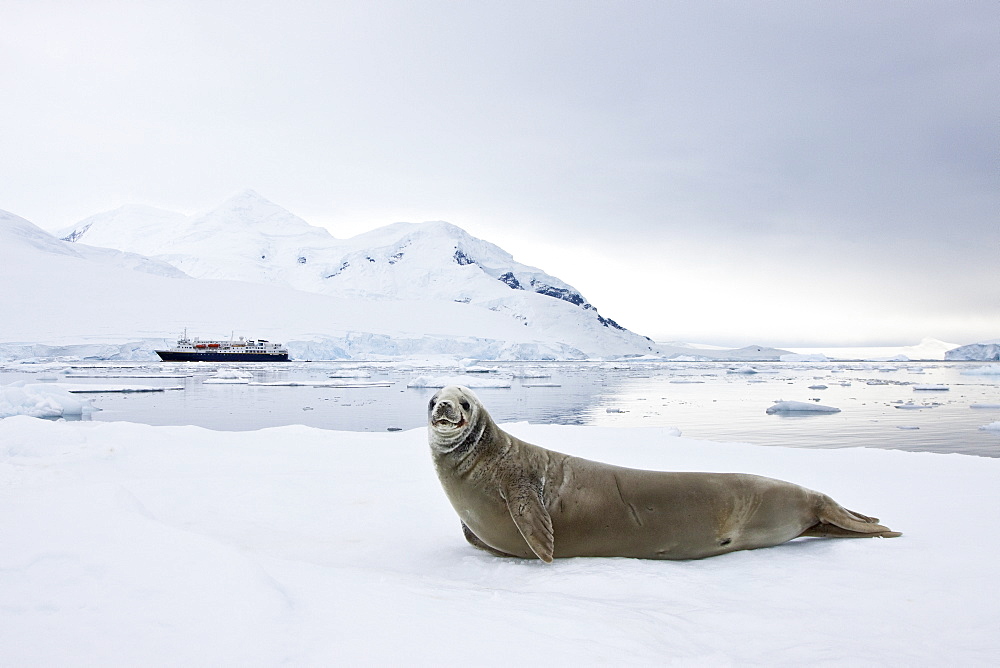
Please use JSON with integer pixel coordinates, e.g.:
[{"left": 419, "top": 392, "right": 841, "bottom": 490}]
[
  {"left": 979, "top": 422, "right": 1000, "bottom": 432},
  {"left": 961, "top": 364, "right": 1000, "bottom": 376},
  {"left": 61, "top": 384, "right": 183, "bottom": 393},
  {"left": 766, "top": 400, "right": 841, "bottom": 414},
  {"left": 511, "top": 369, "right": 552, "bottom": 379},
  {"left": 203, "top": 370, "right": 253, "bottom": 384},
  {"left": 406, "top": 375, "right": 513, "bottom": 389},
  {"left": 327, "top": 370, "right": 374, "bottom": 378},
  {"left": 1, "top": 418, "right": 997, "bottom": 665},
  {"left": 0, "top": 381, "right": 97, "bottom": 418}
]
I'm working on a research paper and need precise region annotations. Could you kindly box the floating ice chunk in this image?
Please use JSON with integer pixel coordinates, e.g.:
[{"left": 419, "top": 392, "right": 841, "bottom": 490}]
[
  {"left": 895, "top": 402, "right": 932, "bottom": 410},
  {"left": 808, "top": 385, "right": 828, "bottom": 390},
  {"left": 406, "top": 375, "right": 512, "bottom": 389},
  {"left": 250, "top": 380, "right": 392, "bottom": 388},
  {"left": 0, "top": 381, "right": 97, "bottom": 418},
  {"left": 327, "top": 370, "right": 373, "bottom": 378},
  {"left": 606, "top": 407, "right": 627, "bottom": 413},
  {"left": 511, "top": 370, "right": 552, "bottom": 379},
  {"left": 912, "top": 385, "right": 949, "bottom": 391},
  {"left": 897, "top": 426, "right": 921, "bottom": 430},
  {"left": 63, "top": 384, "right": 183, "bottom": 393},
  {"left": 203, "top": 370, "right": 252, "bottom": 384},
  {"left": 979, "top": 422, "right": 1000, "bottom": 432},
  {"left": 970, "top": 403, "right": 1000, "bottom": 409},
  {"left": 728, "top": 366, "right": 758, "bottom": 374},
  {"left": 522, "top": 383, "right": 562, "bottom": 388},
  {"left": 249, "top": 380, "right": 316, "bottom": 387},
  {"left": 766, "top": 400, "right": 841, "bottom": 414},
  {"left": 961, "top": 364, "right": 1000, "bottom": 376}
]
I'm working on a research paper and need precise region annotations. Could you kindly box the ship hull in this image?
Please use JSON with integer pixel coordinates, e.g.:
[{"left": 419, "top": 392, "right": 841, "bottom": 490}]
[{"left": 155, "top": 351, "right": 289, "bottom": 362}]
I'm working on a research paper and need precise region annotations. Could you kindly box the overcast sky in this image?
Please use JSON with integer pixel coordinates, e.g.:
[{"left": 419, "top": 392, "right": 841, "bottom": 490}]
[{"left": 2, "top": 1, "right": 997, "bottom": 346}]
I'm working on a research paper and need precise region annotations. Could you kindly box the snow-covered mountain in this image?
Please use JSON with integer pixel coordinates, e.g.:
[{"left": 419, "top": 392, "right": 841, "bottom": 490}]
[
  {"left": 2, "top": 201, "right": 660, "bottom": 360},
  {"left": 3, "top": 210, "right": 188, "bottom": 279},
  {"left": 58, "top": 190, "right": 654, "bottom": 354}
]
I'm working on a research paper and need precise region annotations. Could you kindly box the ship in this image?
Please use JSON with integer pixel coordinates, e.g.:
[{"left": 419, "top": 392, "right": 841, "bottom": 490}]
[{"left": 155, "top": 334, "right": 290, "bottom": 362}]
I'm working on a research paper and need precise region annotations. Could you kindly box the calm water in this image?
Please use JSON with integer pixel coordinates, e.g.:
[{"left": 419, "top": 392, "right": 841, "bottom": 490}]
[{"left": 3, "top": 360, "right": 999, "bottom": 458}]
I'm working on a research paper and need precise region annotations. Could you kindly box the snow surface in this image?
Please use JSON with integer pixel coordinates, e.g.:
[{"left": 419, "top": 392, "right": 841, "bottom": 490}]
[{"left": 1, "top": 417, "right": 997, "bottom": 665}]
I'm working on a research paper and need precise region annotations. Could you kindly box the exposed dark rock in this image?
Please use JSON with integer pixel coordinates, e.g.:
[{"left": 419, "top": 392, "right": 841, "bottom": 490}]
[
  {"left": 530, "top": 279, "right": 587, "bottom": 307},
  {"left": 323, "top": 261, "right": 350, "bottom": 279},
  {"left": 597, "top": 314, "right": 626, "bottom": 330},
  {"left": 498, "top": 272, "right": 523, "bottom": 290},
  {"left": 61, "top": 224, "right": 91, "bottom": 242},
  {"left": 454, "top": 249, "right": 475, "bottom": 266}
]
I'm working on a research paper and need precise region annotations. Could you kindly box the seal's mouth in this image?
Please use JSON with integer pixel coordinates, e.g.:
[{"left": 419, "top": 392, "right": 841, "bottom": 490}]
[
  {"left": 430, "top": 400, "right": 467, "bottom": 430},
  {"left": 431, "top": 415, "right": 466, "bottom": 429}
]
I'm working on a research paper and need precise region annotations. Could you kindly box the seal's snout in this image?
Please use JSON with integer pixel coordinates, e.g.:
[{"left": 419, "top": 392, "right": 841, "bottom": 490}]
[{"left": 431, "top": 398, "right": 466, "bottom": 429}]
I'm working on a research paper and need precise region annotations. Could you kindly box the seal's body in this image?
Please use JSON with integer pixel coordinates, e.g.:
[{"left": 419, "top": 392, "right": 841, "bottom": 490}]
[{"left": 428, "top": 385, "right": 900, "bottom": 562}]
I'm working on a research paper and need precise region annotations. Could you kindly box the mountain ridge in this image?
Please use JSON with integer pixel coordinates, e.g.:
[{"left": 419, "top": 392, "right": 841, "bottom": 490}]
[{"left": 59, "top": 190, "right": 651, "bottom": 351}]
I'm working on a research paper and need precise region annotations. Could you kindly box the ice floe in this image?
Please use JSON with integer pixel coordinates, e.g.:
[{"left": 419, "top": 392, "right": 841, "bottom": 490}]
[
  {"left": 766, "top": 400, "right": 841, "bottom": 414},
  {"left": 1, "top": 418, "right": 997, "bottom": 665},
  {"left": 0, "top": 382, "right": 98, "bottom": 418},
  {"left": 203, "top": 370, "right": 253, "bottom": 384},
  {"left": 961, "top": 364, "right": 1000, "bottom": 376}
]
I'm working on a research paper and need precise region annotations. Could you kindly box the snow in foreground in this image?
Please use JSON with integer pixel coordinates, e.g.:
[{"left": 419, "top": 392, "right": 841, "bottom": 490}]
[{"left": 1, "top": 418, "right": 997, "bottom": 666}]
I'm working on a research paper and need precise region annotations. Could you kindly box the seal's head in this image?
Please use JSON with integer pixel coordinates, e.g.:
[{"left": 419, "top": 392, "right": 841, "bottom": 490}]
[{"left": 427, "top": 385, "right": 484, "bottom": 454}]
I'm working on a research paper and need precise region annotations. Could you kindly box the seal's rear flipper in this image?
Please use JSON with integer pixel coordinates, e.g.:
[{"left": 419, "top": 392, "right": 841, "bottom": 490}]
[
  {"left": 799, "top": 523, "right": 902, "bottom": 538},
  {"left": 800, "top": 501, "right": 901, "bottom": 538}
]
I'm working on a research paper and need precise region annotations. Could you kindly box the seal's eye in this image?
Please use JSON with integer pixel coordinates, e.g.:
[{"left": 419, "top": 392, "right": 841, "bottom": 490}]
[
  {"left": 428, "top": 398, "right": 437, "bottom": 412},
  {"left": 460, "top": 399, "right": 471, "bottom": 411}
]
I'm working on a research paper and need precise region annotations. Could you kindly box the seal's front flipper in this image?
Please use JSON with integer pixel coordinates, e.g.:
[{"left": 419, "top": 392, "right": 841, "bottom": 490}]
[
  {"left": 461, "top": 521, "right": 520, "bottom": 558},
  {"left": 504, "top": 482, "right": 554, "bottom": 562}
]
